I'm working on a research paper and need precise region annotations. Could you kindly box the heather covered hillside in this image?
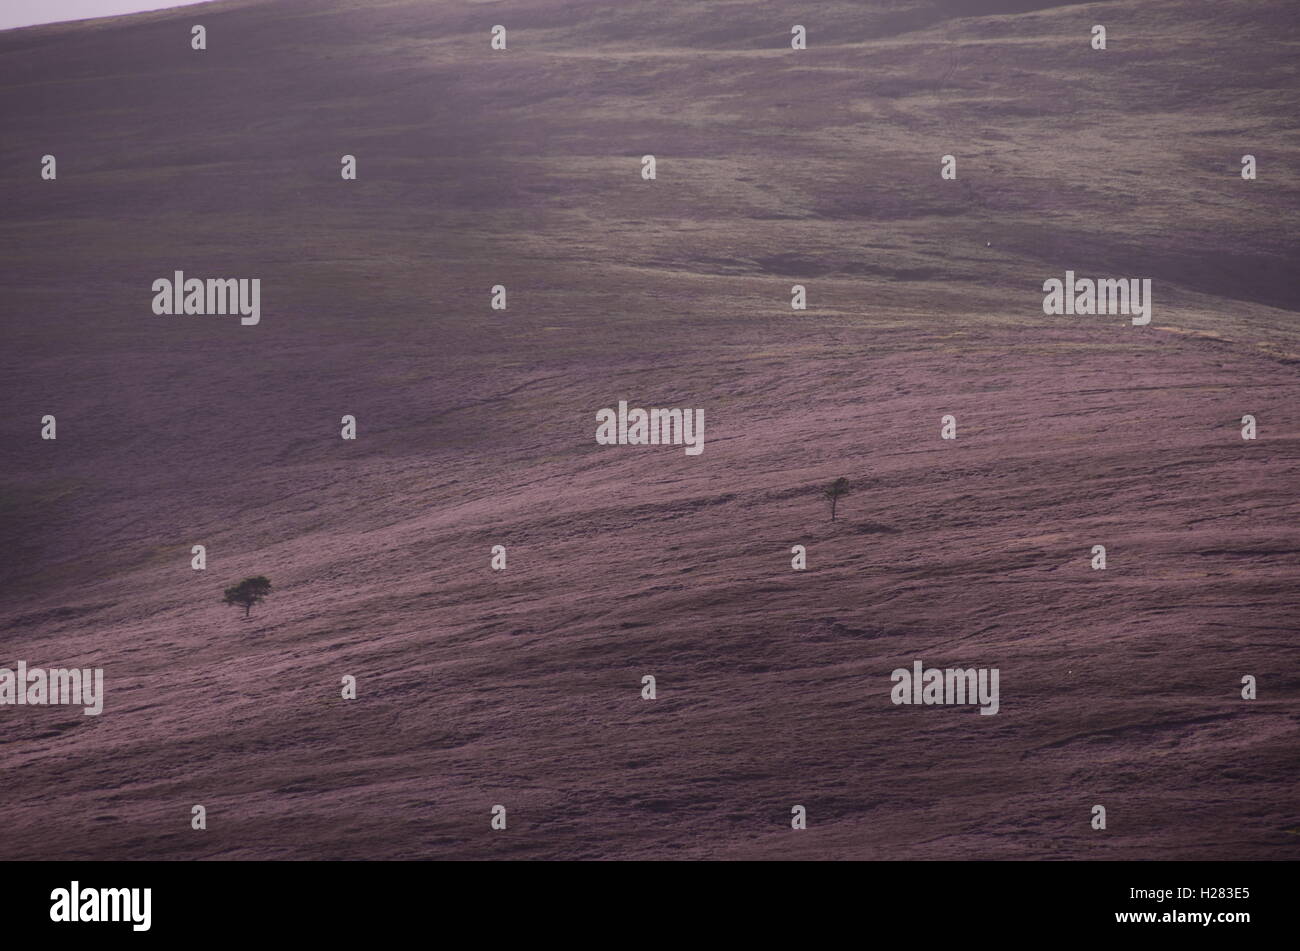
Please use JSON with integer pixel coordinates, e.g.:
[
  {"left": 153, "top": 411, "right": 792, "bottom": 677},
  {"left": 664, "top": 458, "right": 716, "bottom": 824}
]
[{"left": 0, "top": 0, "right": 1296, "bottom": 860}]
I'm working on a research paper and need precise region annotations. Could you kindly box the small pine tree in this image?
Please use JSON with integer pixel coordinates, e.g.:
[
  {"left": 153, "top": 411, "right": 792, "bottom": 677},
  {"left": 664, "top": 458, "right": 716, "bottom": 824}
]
[
  {"left": 223, "top": 576, "right": 272, "bottom": 617},
  {"left": 824, "top": 477, "right": 850, "bottom": 521}
]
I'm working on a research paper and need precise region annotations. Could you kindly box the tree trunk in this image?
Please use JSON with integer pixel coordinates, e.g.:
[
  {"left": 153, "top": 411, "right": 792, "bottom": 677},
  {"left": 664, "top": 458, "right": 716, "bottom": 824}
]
[
  {"left": 831, "top": 497, "right": 837, "bottom": 521},
  {"left": 245, "top": 602, "right": 251, "bottom": 617}
]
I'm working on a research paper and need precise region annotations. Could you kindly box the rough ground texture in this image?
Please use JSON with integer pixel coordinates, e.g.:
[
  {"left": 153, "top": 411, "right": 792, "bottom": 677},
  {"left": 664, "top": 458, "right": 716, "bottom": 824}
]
[{"left": 0, "top": 0, "right": 1296, "bottom": 860}]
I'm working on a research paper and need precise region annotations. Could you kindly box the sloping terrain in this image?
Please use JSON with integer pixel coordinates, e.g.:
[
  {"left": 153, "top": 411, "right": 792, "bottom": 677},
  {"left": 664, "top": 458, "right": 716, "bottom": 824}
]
[{"left": 0, "top": 0, "right": 1296, "bottom": 859}]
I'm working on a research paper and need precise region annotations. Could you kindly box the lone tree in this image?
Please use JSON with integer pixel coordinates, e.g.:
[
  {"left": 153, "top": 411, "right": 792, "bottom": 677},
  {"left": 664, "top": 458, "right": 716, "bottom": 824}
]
[
  {"left": 223, "top": 576, "right": 272, "bottom": 617},
  {"left": 824, "top": 477, "right": 850, "bottom": 521}
]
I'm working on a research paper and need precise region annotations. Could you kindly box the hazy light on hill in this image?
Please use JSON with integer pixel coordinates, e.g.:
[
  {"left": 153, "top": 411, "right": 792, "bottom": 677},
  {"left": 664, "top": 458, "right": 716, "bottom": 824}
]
[{"left": 1, "top": 1, "right": 215, "bottom": 31}]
